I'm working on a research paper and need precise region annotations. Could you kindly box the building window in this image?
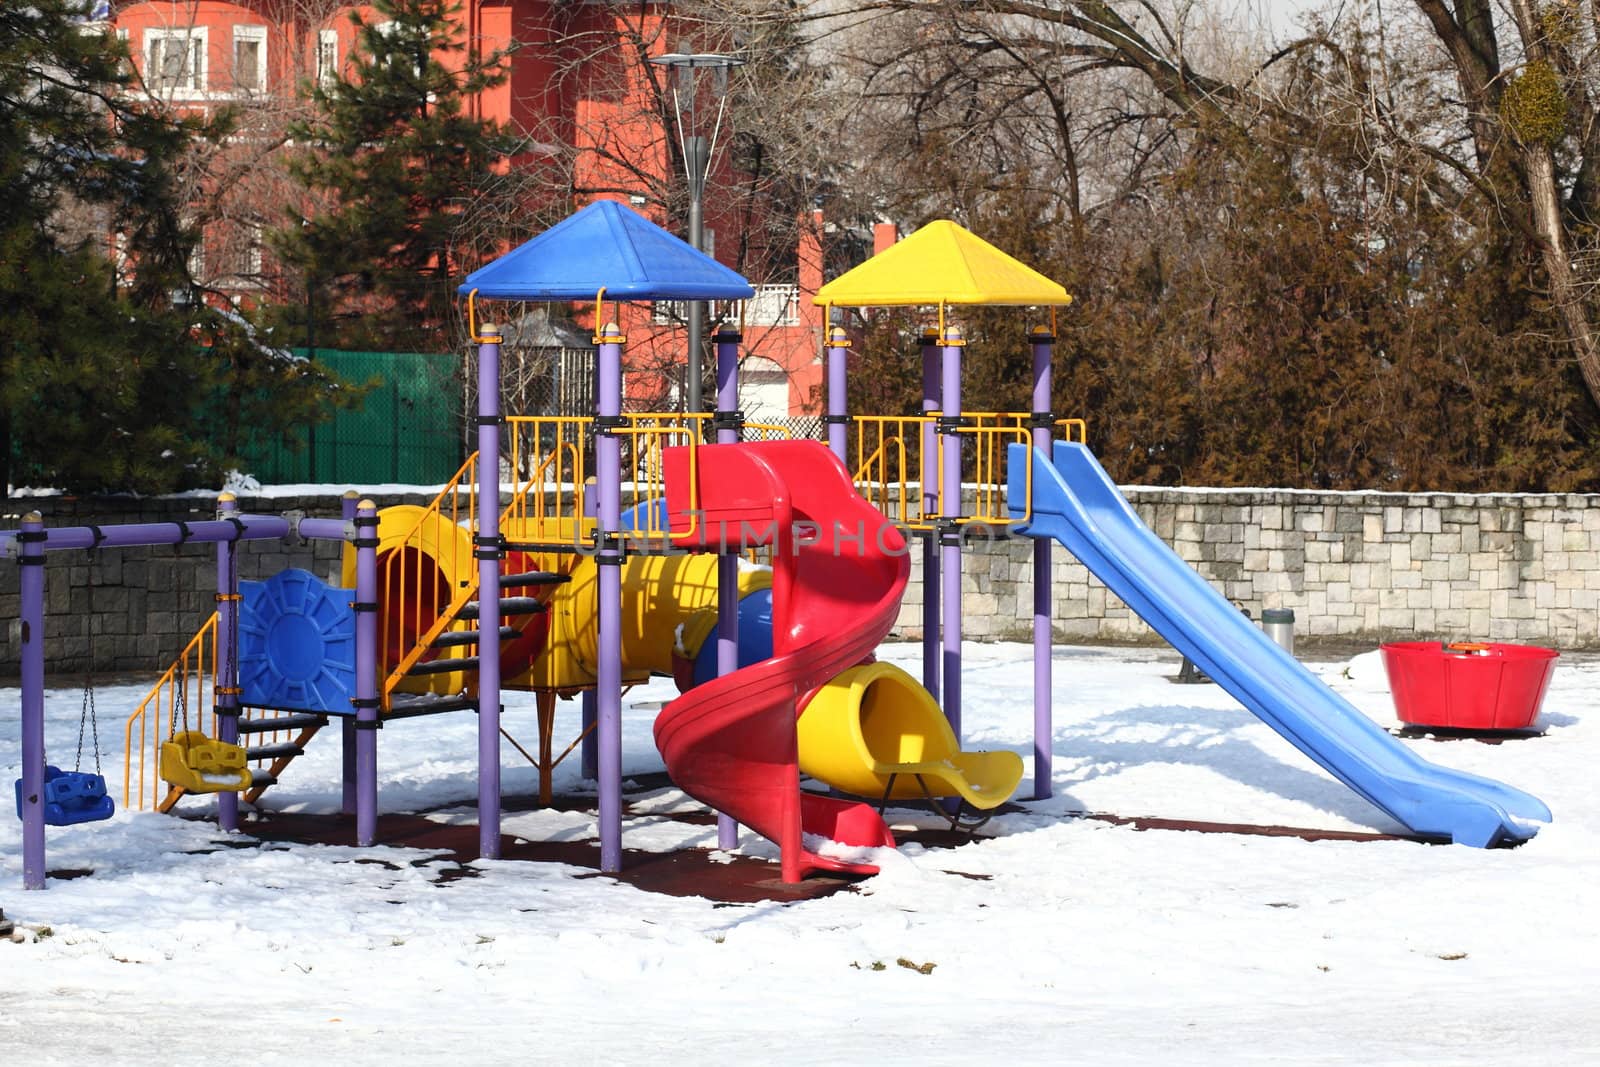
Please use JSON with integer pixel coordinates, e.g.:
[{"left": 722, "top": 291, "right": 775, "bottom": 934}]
[
  {"left": 745, "top": 285, "right": 800, "bottom": 327},
  {"left": 315, "top": 29, "right": 339, "bottom": 87},
  {"left": 233, "top": 25, "right": 266, "bottom": 93},
  {"left": 739, "top": 356, "right": 790, "bottom": 421},
  {"left": 225, "top": 222, "right": 264, "bottom": 284},
  {"left": 187, "top": 233, "right": 205, "bottom": 281},
  {"left": 145, "top": 27, "right": 206, "bottom": 94}
]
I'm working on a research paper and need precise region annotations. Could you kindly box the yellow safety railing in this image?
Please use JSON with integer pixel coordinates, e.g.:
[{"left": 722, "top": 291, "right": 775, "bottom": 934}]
[
  {"left": 378, "top": 453, "right": 482, "bottom": 697},
  {"left": 850, "top": 415, "right": 938, "bottom": 529},
  {"left": 505, "top": 416, "right": 591, "bottom": 537},
  {"left": 842, "top": 412, "right": 1088, "bottom": 529},
  {"left": 742, "top": 421, "right": 796, "bottom": 442},
  {"left": 955, "top": 413, "right": 1037, "bottom": 526},
  {"left": 617, "top": 414, "right": 702, "bottom": 543},
  {"left": 124, "top": 613, "right": 216, "bottom": 811},
  {"left": 948, "top": 413, "right": 1088, "bottom": 526}
]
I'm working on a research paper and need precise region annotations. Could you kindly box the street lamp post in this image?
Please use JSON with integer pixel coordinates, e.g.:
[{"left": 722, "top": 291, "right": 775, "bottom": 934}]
[{"left": 650, "top": 51, "right": 742, "bottom": 415}]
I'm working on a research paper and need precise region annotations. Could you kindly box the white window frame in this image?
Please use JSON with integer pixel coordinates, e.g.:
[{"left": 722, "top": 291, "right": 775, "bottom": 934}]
[
  {"left": 188, "top": 231, "right": 205, "bottom": 281},
  {"left": 745, "top": 284, "right": 801, "bottom": 327},
  {"left": 230, "top": 222, "right": 264, "bottom": 284},
  {"left": 145, "top": 26, "right": 207, "bottom": 96},
  {"left": 315, "top": 28, "right": 339, "bottom": 88},
  {"left": 232, "top": 25, "right": 266, "bottom": 93}
]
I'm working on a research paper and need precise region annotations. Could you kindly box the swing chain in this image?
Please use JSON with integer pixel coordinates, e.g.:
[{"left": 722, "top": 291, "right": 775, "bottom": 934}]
[
  {"left": 170, "top": 541, "right": 188, "bottom": 743},
  {"left": 75, "top": 672, "right": 101, "bottom": 776},
  {"left": 75, "top": 531, "right": 105, "bottom": 776}
]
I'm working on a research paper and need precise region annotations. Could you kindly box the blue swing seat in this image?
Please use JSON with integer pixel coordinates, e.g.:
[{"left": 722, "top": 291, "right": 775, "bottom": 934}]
[{"left": 13, "top": 765, "right": 116, "bottom": 826}]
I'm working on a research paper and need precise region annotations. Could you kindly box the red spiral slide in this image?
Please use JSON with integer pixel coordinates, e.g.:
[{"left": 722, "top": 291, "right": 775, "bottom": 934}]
[{"left": 655, "top": 440, "right": 903, "bottom": 881}]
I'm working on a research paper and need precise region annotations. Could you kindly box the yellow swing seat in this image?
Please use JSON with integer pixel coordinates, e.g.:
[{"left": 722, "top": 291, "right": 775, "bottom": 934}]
[
  {"left": 159, "top": 730, "right": 253, "bottom": 794},
  {"left": 798, "top": 662, "right": 1023, "bottom": 810}
]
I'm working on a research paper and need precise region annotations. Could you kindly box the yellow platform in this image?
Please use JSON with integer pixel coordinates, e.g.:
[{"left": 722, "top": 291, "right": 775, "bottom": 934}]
[{"left": 797, "top": 662, "right": 1023, "bottom": 809}]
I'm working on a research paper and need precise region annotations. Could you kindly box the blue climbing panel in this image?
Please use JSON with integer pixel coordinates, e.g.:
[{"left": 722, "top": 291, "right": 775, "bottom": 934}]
[
  {"left": 13, "top": 765, "right": 115, "bottom": 826},
  {"left": 238, "top": 568, "right": 357, "bottom": 713}
]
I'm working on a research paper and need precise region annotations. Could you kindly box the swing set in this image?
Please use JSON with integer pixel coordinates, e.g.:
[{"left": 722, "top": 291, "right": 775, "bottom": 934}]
[
  {"left": 4, "top": 505, "right": 306, "bottom": 891},
  {"left": 12, "top": 534, "right": 118, "bottom": 827}
]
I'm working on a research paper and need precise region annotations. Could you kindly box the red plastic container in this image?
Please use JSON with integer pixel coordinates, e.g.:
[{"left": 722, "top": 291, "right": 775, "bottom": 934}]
[{"left": 1379, "top": 641, "right": 1559, "bottom": 730}]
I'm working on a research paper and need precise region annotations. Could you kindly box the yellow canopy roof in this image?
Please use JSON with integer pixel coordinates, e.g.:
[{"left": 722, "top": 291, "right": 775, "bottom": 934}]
[{"left": 813, "top": 220, "right": 1072, "bottom": 308}]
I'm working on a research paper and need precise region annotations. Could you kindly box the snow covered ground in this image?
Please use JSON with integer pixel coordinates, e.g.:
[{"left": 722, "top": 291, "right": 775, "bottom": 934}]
[{"left": 2, "top": 640, "right": 1596, "bottom": 1065}]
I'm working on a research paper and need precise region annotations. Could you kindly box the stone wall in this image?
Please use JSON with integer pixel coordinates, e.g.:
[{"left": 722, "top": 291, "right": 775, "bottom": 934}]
[
  {"left": 0, "top": 491, "right": 437, "bottom": 676},
  {"left": 7, "top": 482, "right": 1600, "bottom": 679},
  {"left": 896, "top": 487, "right": 1600, "bottom": 649}
]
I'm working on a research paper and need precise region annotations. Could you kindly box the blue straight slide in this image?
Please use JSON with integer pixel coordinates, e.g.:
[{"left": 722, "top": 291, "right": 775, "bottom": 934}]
[{"left": 1006, "top": 441, "right": 1551, "bottom": 847}]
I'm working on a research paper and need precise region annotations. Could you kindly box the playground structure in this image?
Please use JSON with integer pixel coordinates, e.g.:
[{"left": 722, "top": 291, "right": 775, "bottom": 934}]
[{"left": 7, "top": 203, "right": 1554, "bottom": 892}]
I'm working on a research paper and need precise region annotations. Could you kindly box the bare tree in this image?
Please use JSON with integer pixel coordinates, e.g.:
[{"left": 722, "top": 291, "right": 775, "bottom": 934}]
[{"left": 811, "top": 0, "right": 1600, "bottom": 417}]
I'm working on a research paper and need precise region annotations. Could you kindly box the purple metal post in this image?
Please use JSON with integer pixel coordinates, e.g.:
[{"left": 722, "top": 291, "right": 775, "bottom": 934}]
[
  {"left": 920, "top": 329, "right": 941, "bottom": 700},
  {"left": 215, "top": 494, "right": 241, "bottom": 832},
  {"left": 595, "top": 321, "right": 625, "bottom": 873},
  {"left": 476, "top": 325, "right": 504, "bottom": 860},
  {"left": 714, "top": 325, "right": 741, "bottom": 850},
  {"left": 340, "top": 491, "right": 359, "bottom": 815},
  {"left": 354, "top": 501, "right": 380, "bottom": 846},
  {"left": 825, "top": 325, "right": 850, "bottom": 463},
  {"left": 940, "top": 325, "right": 964, "bottom": 740},
  {"left": 18, "top": 512, "right": 46, "bottom": 890},
  {"left": 1030, "top": 325, "right": 1055, "bottom": 800}
]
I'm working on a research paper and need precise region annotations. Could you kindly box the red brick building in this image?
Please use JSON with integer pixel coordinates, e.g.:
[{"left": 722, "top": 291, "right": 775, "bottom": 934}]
[{"left": 105, "top": 1, "right": 826, "bottom": 417}]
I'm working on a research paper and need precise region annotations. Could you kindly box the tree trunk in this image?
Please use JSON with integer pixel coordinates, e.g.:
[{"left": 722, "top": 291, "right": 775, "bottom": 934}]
[
  {"left": 1507, "top": 0, "right": 1600, "bottom": 413},
  {"left": 1522, "top": 140, "right": 1600, "bottom": 410}
]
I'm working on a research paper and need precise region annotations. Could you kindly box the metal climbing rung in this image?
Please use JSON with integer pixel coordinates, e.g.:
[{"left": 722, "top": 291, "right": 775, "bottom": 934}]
[
  {"left": 431, "top": 626, "right": 519, "bottom": 648},
  {"left": 387, "top": 694, "right": 478, "bottom": 718},
  {"left": 457, "top": 596, "right": 545, "bottom": 619},
  {"left": 408, "top": 656, "right": 480, "bottom": 676},
  {"left": 236, "top": 713, "right": 327, "bottom": 735},
  {"left": 245, "top": 742, "right": 304, "bottom": 761},
  {"left": 500, "top": 570, "right": 569, "bottom": 588}
]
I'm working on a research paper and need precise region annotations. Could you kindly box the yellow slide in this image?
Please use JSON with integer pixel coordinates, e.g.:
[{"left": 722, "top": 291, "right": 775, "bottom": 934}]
[{"left": 797, "top": 661, "right": 1023, "bottom": 810}]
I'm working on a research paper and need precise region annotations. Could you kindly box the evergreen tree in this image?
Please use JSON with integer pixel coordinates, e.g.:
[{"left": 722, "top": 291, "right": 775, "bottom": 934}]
[
  {"left": 273, "top": 0, "right": 519, "bottom": 353},
  {"left": 0, "top": 1, "right": 350, "bottom": 493}
]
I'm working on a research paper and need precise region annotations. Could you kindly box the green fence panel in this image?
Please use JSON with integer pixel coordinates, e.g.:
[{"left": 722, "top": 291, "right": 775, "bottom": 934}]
[{"left": 237, "top": 349, "right": 464, "bottom": 486}]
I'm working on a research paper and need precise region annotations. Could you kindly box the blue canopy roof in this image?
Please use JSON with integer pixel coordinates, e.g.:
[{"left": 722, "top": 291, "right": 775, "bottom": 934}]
[{"left": 459, "top": 200, "right": 755, "bottom": 302}]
